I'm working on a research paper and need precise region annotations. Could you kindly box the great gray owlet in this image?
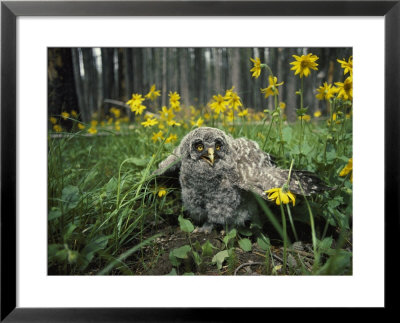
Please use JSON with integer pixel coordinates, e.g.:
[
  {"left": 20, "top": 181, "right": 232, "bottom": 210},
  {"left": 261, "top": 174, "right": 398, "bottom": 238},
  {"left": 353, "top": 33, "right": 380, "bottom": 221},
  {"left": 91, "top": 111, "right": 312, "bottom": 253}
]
[{"left": 155, "top": 127, "right": 328, "bottom": 233}]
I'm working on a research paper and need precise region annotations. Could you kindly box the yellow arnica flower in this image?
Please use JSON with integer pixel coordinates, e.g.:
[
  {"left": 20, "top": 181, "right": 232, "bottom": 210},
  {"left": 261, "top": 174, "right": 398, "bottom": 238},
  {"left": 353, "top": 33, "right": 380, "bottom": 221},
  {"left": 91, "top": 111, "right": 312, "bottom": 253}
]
[
  {"left": 279, "top": 102, "right": 286, "bottom": 110},
  {"left": 88, "top": 127, "right": 97, "bottom": 134},
  {"left": 167, "top": 120, "right": 181, "bottom": 127},
  {"left": 71, "top": 110, "right": 78, "bottom": 118},
  {"left": 260, "top": 75, "right": 284, "bottom": 99},
  {"left": 298, "top": 114, "right": 311, "bottom": 122},
  {"left": 265, "top": 187, "right": 296, "bottom": 206},
  {"left": 157, "top": 188, "right": 167, "bottom": 198},
  {"left": 145, "top": 84, "right": 161, "bottom": 101},
  {"left": 131, "top": 104, "right": 146, "bottom": 115},
  {"left": 141, "top": 118, "right": 158, "bottom": 127},
  {"left": 78, "top": 123, "right": 85, "bottom": 130},
  {"left": 250, "top": 57, "right": 262, "bottom": 78},
  {"left": 238, "top": 109, "right": 248, "bottom": 117},
  {"left": 53, "top": 124, "right": 62, "bottom": 132},
  {"left": 226, "top": 110, "right": 235, "bottom": 122},
  {"left": 61, "top": 111, "right": 70, "bottom": 120},
  {"left": 210, "top": 94, "right": 227, "bottom": 115},
  {"left": 339, "top": 158, "right": 353, "bottom": 182},
  {"left": 314, "top": 110, "right": 322, "bottom": 118},
  {"left": 316, "top": 82, "right": 336, "bottom": 101},
  {"left": 165, "top": 133, "right": 178, "bottom": 143},
  {"left": 110, "top": 107, "right": 121, "bottom": 118},
  {"left": 191, "top": 117, "right": 204, "bottom": 128},
  {"left": 50, "top": 117, "right": 57, "bottom": 124},
  {"left": 126, "top": 94, "right": 145, "bottom": 109},
  {"left": 169, "top": 91, "right": 181, "bottom": 110},
  {"left": 160, "top": 106, "right": 175, "bottom": 122},
  {"left": 225, "top": 89, "right": 243, "bottom": 111},
  {"left": 90, "top": 120, "right": 98, "bottom": 127},
  {"left": 337, "top": 56, "right": 353, "bottom": 76},
  {"left": 335, "top": 76, "right": 353, "bottom": 101},
  {"left": 115, "top": 120, "right": 120, "bottom": 131},
  {"left": 152, "top": 131, "right": 164, "bottom": 142},
  {"left": 107, "top": 117, "right": 113, "bottom": 125},
  {"left": 290, "top": 53, "right": 319, "bottom": 78}
]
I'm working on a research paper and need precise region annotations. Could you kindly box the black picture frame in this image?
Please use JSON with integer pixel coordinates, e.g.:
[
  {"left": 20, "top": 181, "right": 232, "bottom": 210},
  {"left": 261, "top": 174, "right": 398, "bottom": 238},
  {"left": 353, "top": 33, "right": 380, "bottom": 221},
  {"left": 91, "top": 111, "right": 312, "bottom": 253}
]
[{"left": 1, "top": 0, "right": 398, "bottom": 321}]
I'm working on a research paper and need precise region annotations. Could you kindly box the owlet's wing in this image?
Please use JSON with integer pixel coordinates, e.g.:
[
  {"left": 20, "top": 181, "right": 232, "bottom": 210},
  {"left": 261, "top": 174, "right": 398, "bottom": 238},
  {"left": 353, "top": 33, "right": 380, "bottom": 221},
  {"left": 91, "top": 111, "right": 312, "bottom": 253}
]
[{"left": 231, "top": 138, "right": 328, "bottom": 197}]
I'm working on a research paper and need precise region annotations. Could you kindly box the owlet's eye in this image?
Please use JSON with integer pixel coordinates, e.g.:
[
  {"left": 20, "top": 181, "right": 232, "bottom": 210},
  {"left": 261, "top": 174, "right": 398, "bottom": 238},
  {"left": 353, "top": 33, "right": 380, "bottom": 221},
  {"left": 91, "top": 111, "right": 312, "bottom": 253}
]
[
  {"left": 196, "top": 144, "right": 204, "bottom": 152},
  {"left": 215, "top": 143, "right": 222, "bottom": 151}
]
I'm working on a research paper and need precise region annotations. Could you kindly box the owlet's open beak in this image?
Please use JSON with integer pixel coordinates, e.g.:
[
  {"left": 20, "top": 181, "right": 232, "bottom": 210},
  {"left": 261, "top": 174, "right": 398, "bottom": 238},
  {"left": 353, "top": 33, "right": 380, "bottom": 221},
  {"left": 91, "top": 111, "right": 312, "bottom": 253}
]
[{"left": 201, "top": 148, "right": 215, "bottom": 166}]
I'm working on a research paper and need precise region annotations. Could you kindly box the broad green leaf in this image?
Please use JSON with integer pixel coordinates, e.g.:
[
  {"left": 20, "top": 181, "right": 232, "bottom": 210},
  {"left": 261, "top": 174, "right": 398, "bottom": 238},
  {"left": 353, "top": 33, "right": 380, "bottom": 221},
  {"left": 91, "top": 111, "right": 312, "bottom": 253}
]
[
  {"left": 201, "top": 240, "right": 214, "bottom": 257},
  {"left": 61, "top": 185, "right": 80, "bottom": 211},
  {"left": 282, "top": 127, "right": 293, "bottom": 143},
  {"left": 67, "top": 250, "right": 79, "bottom": 264},
  {"left": 126, "top": 157, "right": 149, "bottom": 167},
  {"left": 167, "top": 268, "right": 177, "bottom": 275},
  {"left": 178, "top": 215, "right": 194, "bottom": 233},
  {"left": 54, "top": 249, "right": 68, "bottom": 263},
  {"left": 238, "top": 227, "right": 253, "bottom": 237},
  {"left": 80, "top": 235, "right": 109, "bottom": 269},
  {"left": 48, "top": 208, "right": 62, "bottom": 221},
  {"left": 192, "top": 250, "right": 202, "bottom": 266},
  {"left": 238, "top": 238, "right": 252, "bottom": 252},
  {"left": 169, "top": 252, "right": 180, "bottom": 267},
  {"left": 48, "top": 244, "right": 63, "bottom": 258},
  {"left": 223, "top": 229, "right": 237, "bottom": 246},
  {"left": 64, "top": 223, "right": 77, "bottom": 240},
  {"left": 257, "top": 237, "right": 270, "bottom": 251},
  {"left": 317, "top": 237, "right": 333, "bottom": 254},
  {"left": 212, "top": 250, "right": 230, "bottom": 270},
  {"left": 171, "top": 245, "right": 191, "bottom": 259}
]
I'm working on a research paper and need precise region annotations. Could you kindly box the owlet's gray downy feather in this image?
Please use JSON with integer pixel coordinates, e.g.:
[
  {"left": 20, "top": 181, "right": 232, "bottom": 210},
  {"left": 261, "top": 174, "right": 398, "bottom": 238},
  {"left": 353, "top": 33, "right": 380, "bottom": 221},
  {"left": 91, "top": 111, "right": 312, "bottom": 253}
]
[{"left": 155, "top": 127, "right": 329, "bottom": 233}]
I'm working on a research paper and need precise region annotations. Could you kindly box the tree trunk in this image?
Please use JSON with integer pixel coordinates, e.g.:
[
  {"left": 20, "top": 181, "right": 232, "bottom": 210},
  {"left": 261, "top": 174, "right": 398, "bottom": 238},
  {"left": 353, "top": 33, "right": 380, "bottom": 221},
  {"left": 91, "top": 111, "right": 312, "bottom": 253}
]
[{"left": 179, "top": 48, "right": 190, "bottom": 107}]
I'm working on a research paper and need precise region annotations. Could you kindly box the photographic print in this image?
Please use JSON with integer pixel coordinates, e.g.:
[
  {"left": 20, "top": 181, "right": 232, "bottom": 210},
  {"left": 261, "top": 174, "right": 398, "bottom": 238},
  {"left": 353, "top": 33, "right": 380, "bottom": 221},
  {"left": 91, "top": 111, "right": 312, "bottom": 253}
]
[{"left": 48, "top": 47, "right": 353, "bottom": 276}]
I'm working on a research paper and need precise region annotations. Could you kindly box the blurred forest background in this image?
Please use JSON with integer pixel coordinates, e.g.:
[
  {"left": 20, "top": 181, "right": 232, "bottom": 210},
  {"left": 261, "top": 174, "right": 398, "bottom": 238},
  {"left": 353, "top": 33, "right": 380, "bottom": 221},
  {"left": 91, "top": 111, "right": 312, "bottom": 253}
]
[{"left": 48, "top": 47, "right": 352, "bottom": 123}]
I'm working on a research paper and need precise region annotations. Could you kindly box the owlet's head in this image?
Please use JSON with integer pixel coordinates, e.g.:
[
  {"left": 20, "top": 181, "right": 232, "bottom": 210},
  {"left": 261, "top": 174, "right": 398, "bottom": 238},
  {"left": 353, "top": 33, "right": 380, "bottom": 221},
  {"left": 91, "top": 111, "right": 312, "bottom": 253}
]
[{"left": 183, "top": 127, "right": 229, "bottom": 167}]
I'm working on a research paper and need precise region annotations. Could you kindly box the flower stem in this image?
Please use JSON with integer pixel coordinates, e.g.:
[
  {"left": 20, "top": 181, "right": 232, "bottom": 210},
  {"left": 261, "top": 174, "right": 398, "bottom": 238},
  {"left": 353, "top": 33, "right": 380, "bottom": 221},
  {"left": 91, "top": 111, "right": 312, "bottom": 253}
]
[
  {"left": 280, "top": 203, "right": 288, "bottom": 274},
  {"left": 286, "top": 204, "right": 299, "bottom": 242},
  {"left": 262, "top": 116, "right": 275, "bottom": 151}
]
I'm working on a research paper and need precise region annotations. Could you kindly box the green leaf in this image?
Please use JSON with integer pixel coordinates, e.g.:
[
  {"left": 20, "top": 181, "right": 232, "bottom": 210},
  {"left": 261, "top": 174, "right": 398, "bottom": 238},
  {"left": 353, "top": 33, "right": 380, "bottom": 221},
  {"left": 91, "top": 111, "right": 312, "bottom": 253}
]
[
  {"left": 257, "top": 236, "right": 270, "bottom": 251},
  {"left": 80, "top": 235, "right": 109, "bottom": 270},
  {"left": 212, "top": 250, "right": 230, "bottom": 270},
  {"left": 326, "top": 150, "right": 337, "bottom": 163},
  {"left": 126, "top": 157, "right": 149, "bottom": 167},
  {"left": 105, "top": 177, "right": 117, "bottom": 196},
  {"left": 238, "top": 227, "right": 253, "bottom": 237},
  {"left": 48, "top": 244, "right": 63, "bottom": 258},
  {"left": 317, "top": 237, "right": 333, "bottom": 254},
  {"left": 178, "top": 215, "right": 194, "bottom": 233},
  {"left": 61, "top": 185, "right": 80, "bottom": 211},
  {"left": 201, "top": 240, "right": 214, "bottom": 257},
  {"left": 167, "top": 268, "right": 177, "bottom": 275},
  {"left": 282, "top": 127, "right": 293, "bottom": 143},
  {"left": 169, "top": 252, "right": 180, "bottom": 267},
  {"left": 223, "top": 229, "right": 237, "bottom": 246},
  {"left": 67, "top": 250, "right": 79, "bottom": 264},
  {"left": 48, "top": 208, "right": 62, "bottom": 221},
  {"left": 171, "top": 245, "right": 191, "bottom": 259},
  {"left": 64, "top": 223, "right": 77, "bottom": 241},
  {"left": 238, "top": 238, "right": 252, "bottom": 252},
  {"left": 54, "top": 249, "right": 68, "bottom": 263},
  {"left": 192, "top": 250, "right": 202, "bottom": 266},
  {"left": 296, "top": 107, "right": 308, "bottom": 116}
]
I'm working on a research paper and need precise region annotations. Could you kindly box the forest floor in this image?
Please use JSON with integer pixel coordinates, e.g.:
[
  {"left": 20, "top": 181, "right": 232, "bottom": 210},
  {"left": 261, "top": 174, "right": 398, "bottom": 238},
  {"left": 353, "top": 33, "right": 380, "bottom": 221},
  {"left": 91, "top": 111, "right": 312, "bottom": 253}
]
[{"left": 90, "top": 217, "right": 346, "bottom": 276}]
